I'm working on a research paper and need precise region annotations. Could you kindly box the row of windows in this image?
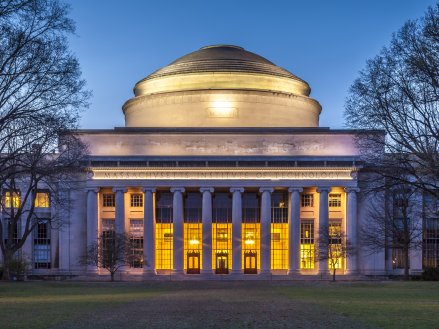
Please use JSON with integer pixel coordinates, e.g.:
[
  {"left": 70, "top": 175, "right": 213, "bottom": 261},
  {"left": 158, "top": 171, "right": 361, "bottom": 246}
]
[
  {"left": 100, "top": 193, "right": 343, "bottom": 209},
  {"left": 301, "top": 193, "right": 342, "bottom": 208},
  {"left": 2, "top": 191, "right": 50, "bottom": 208},
  {"left": 102, "top": 193, "right": 144, "bottom": 208}
]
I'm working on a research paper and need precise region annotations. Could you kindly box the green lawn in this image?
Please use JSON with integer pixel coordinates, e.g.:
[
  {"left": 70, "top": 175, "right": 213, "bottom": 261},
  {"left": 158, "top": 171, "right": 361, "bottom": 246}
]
[{"left": 0, "top": 281, "right": 437, "bottom": 329}]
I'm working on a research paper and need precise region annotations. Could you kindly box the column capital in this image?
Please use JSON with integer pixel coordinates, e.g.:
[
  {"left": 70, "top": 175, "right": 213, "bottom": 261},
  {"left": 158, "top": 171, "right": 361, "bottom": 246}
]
[
  {"left": 85, "top": 187, "right": 100, "bottom": 193},
  {"left": 230, "top": 187, "right": 244, "bottom": 193},
  {"left": 170, "top": 187, "right": 185, "bottom": 193},
  {"left": 288, "top": 187, "right": 303, "bottom": 193},
  {"left": 316, "top": 187, "right": 331, "bottom": 193},
  {"left": 141, "top": 187, "right": 156, "bottom": 193},
  {"left": 345, "top": 187, "right": 360, "bottom": 194},
  {"left": 112, "top": 187, "right": 128, "bottom": 193},
  {"left": 259, "top": 187, "right": 274, "bottom": 193},
  {"left": 200, "top": 187, "right": 214, "bottom": 193}
]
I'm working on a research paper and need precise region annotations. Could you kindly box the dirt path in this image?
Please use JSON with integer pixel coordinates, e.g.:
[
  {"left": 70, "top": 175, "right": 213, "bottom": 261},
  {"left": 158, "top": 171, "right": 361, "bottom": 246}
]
[{"left": 53, "top": 282, "right": 374, "bottom": 329}]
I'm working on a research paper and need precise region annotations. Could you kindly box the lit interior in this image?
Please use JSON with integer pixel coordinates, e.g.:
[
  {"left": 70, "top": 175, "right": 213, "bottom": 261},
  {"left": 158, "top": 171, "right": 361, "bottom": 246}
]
[
  {"left": 184, "top": 223, "right": 202, "bottom": 270},
  {"left": 212, "top": 223, "right": 232, "bottom": 270},
  {"left": 155, "top": 223, "right": 173, "bottom": 270},
  {"left": 271, "top": 223, "right": 288, "bottom": 270},
  {"left": 242, "top": 223, "right": 260, "bottom": 270}
]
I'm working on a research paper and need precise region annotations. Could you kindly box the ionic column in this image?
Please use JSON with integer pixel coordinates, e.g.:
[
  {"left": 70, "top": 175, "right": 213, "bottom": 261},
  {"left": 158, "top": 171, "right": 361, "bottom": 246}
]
[
  {"left": 112, "top": 187, "right": 127, "bottom": 235},
  {"left": 200, "top": 187, "right": 214, "bottom": 274},
  {"left": 345, "top": 187, "right": 360, "bottom": 274},
  {"left": 317, "top": 187, "right": 331, "bottom": 275},
  {"left": 288, "top": 187, "right": 303, "bottom": 275},
  {"left": 171, "top": 187, "right": 185, "bottom": 274},
  {"left": 230, "top": 187, "right": 244, "bottom": 274},
  {"left": 260, "top": 187, "right": 274, "bottom": 274},
  {"left": 86, "top": 188, "right": 99, "bottom": 273},
  {"left": 142, "top": 187, "right": 156, "bottom": 274}
]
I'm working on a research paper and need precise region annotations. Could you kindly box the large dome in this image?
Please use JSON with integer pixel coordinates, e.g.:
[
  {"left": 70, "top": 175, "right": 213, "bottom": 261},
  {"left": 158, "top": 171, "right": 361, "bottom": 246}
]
[{"left": 123, "top": 45, "right": 322, "bottom": 128}]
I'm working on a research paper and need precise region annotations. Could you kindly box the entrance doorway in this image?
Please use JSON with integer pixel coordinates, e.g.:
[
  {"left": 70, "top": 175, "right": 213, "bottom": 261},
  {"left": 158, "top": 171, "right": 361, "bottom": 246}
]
[
  {"left": 244, "top": 251, "right": 257, "bottom": 274},
  {"left": 186, "top": 251, "right": 200, "bottom": 274},
  {"left": 215, "top": 252, "right": 229, "bottom": 274}
]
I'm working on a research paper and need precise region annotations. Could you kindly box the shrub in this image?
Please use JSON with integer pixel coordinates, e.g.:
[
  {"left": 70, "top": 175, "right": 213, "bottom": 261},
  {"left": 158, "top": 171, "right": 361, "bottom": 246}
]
[{"left": 421, "top": 267, "right": 439, "bottom": 281}]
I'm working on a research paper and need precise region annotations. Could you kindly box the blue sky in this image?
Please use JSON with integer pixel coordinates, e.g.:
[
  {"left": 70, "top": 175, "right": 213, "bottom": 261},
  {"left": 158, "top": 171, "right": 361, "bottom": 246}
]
[{"left": 66, "top": 0, "right": 438, "bottom": 129}]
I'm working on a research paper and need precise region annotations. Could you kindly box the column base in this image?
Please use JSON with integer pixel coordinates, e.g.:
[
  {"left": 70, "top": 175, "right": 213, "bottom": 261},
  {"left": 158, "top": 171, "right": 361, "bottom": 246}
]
[
  {"left": 231, "top": 269, "right": 242, "bottom": 275},
  {"left": 143, "top": 268, "right": 157, "bottom": 276},
  {"left": 201, "top": 269, "right": 214, "bottom": 275},
  {"left": 259, "top": 269, "right": 271, "bottom": 276},
  {"left": 172, "top": 269, "right": 185, "bottom": 275},
  {"left": 287, "top": 269, "right": 301, "bottom": 276}
]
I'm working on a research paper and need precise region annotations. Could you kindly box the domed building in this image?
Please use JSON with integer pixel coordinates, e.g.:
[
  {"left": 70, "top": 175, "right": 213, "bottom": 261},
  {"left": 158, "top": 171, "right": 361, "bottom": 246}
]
[{"left": 26, "top": 45, "right": 424, "bottom": 279}]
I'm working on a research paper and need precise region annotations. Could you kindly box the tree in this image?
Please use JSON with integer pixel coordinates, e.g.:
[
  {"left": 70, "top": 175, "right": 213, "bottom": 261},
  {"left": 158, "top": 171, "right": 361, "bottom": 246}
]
[
  {"left": 82, "top": 232, "right": 140, "bottom": 282},
  {"left": 345, "top": 3, "right": 439, "bottom": 197},
  {"left": 362, "top": 181, "right": 423, "bottom": 280},
  {"left": 316, "top": 225, "right": 355, "bottom": 282},
  {"left": 0, "top": 0, "right": 89, "bottom": 280}
]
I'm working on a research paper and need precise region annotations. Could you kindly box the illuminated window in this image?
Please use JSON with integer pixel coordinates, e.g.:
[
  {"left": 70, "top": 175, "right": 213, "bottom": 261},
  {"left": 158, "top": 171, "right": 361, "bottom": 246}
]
[
  {"left": 155, "top": 192, "right": 173, "bottom": 270},
  {"left": 301, "top": 194, "right": 313, "bottom": 207},
  {"left": 34, "top": 191, "right": 50, "bottom": 208},
  {"left": 212, "top": 223, "right": 232, "bottom": 272},
  {"left": 130, "top": 194, "right": 143, "bottom": 207},
  {"left": 156, "top": 223, "right": 173, "bottom": 270},
  {"left": 329, "top": 194, "right": 342, "bottom": 207},
  {"left": 184, "top": 223, "right": 202, "bottom": 271},
  {"left": 300, "top": 220, "right": 314, "bottom": 269},
  {"left": 3, "top": 191, "right": 20, "bottom": 208},
  {"left": 129, "top": 219, "right": 143, "bottom": 268},
  {"left": 242, "top": 223, "right": 260, "bottom": 271},
  {"left": 271, "top": 192, "right": 288, "bottom": 270},
  {"left": 103, "top": 194, "right": 115, "bottom": 207},
  {"left": 212, "top": 193, "right": 232, "bottom": 273},
  {"left": 33, "top": 219, "right": 51, "bottom": 269},
  {"left": 328, "top": 221, "right": 343, "bottom": 270}
]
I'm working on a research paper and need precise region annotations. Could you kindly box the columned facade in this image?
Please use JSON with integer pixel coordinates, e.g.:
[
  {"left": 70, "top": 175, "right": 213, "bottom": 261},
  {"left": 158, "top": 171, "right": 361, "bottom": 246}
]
[
  {"left": 317, "top": 187, "right": 331, "bottom": 275},
  {"left": 230, "top": 187, "right": 244, "bottom": 274},
  {"left": 142, "top": 187, "right": 156, "bottom": 274},
  {"left": 288, "top": 187, "right": 303, "bottom": 275},
  {"left": 83, "top": 182, "right": 359, "bottom": 277},
  {"left": 346, "top": 187, "right": 359, "bottom": 274},
  {"left": 171, "top": 187, "right": 185, "bottom": 274},
  {"left": 200, "top": 187, "right": 214, "bottom": 274}
]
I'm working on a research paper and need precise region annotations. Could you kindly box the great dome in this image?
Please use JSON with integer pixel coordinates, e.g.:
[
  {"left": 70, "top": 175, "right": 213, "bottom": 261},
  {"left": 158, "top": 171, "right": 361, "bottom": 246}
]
[{"left": 123, "top": 45, "right": 322, "bottom": 127}]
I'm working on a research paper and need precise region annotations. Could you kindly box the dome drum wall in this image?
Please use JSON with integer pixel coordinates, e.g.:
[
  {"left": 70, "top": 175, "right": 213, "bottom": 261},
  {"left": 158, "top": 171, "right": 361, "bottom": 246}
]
[
  {"left": 123, "top": 45, "right": 322, "bottom": 128},
  {"left": 124, "top": 90, "right": 321, "bottom": 128}
]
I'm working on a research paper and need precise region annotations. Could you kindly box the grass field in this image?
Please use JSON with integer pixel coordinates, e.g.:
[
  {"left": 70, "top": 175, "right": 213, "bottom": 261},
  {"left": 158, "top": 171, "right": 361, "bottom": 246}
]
[{"left": 0, "top": 281, "right": 438, "bottom": 329}]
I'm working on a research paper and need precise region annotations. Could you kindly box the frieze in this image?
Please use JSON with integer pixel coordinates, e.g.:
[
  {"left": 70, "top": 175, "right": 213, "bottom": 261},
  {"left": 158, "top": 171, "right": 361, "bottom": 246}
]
[{"left": 90, "top": 168, "right": 356, "bottom": 181}]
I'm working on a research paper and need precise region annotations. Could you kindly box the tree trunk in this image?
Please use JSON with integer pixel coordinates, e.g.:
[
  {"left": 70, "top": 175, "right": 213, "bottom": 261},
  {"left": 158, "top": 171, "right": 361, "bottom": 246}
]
[
  {"left": 332, "top": 268, "right": 336, "bottom": 282},
  {"left": 404, "top": 246, "right": 410, "bottom": 280},
  {"left": 1, "top": 251, "right": 13, "bottom": 280},
  {"left": 110, "top": 271, "right": 115, "bottom": 282}
]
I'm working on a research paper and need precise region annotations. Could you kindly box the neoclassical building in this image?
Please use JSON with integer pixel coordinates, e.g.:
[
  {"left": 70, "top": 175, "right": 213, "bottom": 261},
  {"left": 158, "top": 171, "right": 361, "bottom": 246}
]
[{"left": 11, "top": 45, "right": 435, "bottom": 278}]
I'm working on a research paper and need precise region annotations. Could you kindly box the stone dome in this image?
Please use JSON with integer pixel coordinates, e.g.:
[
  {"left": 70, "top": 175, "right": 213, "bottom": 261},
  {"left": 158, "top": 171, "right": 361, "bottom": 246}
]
[{"left": 123, "top": 45, "right": 322, "bottom": 128}]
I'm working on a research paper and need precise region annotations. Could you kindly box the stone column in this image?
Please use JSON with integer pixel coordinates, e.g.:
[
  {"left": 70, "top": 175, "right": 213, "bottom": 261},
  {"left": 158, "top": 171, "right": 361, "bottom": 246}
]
[
  {"left": 288, "top": 187, "right": 303, "bottom": 275},
  {"left": 142, "top": 187, "right": 156, "bottom": 274},
  {"left": 345, "top": 187, "right": 360, "bottom": 275},
  {"left": 260, "top": 187, "right": 274, "bottom": 274},
  {"left": 112, "top": 188, "right": 127, "bottom": 235},
  {"left": 200, "top": 187, "right": 214, "bottom": 274},
  {"left": 171, "top": 187, "right": 185, "bottom": 274},
  {"left": 230, "top": 187, "right": 244, "bottom": 274},
  {"left": 317, "top": 187, "right": 331, "bottom": 275},
  {"left": 86, "top": 188, "right": 99, "bottom": 273}
]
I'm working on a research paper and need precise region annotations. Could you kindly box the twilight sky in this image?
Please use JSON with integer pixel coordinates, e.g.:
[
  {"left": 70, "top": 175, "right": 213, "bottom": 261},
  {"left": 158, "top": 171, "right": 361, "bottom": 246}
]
[{"left": 66, "top": 0, "right": 438, "bottom": 129}]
